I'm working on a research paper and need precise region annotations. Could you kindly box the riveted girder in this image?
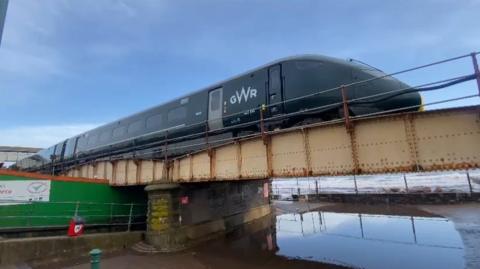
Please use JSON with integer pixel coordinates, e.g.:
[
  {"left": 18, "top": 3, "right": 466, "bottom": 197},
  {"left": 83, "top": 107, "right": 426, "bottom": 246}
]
[{"left": 63, "top": 106, "right": 480, "bottom": 186}]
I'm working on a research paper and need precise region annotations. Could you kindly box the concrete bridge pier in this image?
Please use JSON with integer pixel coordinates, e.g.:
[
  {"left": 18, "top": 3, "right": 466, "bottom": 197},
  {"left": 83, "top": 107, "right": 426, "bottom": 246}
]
[
  {"left": 144, "top": 183, "right": 184, "bottom": 251},
  {"left": 144, "top": 179, "right": 272, "bottom": 252}
]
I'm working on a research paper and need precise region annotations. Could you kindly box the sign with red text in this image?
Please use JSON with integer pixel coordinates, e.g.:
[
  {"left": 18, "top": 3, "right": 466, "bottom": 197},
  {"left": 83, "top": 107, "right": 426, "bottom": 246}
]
[{"left": 0, "top": 180, "right": 51, "bottom": 205}]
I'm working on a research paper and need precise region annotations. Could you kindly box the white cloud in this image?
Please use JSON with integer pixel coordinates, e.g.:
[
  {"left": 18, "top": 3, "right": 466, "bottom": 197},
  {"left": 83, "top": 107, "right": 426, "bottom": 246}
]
[{"left": 0, "top": 124, "right": 99, "bottom": 148}]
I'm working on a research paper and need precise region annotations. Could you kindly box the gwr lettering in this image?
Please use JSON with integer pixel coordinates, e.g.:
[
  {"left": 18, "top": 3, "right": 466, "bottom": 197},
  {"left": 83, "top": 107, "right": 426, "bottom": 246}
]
[{"left": 230, "top": 86, "right": 257, "bottom": 104}]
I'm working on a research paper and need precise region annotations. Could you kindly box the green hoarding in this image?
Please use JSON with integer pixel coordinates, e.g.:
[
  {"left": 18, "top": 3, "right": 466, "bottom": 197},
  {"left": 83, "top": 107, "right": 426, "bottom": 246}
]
[{"left": 0, "top": 173, "right": 147, "bottom": 230}]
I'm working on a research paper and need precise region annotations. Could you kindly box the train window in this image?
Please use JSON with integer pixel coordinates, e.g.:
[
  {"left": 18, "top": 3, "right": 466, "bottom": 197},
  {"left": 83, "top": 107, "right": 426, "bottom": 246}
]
[
  {"left": 128, "top": 120, "right": 144, "bottom": 134},
  {"left": 65, "top": 138, "right": 76, "bottom": 156},
  {"left": 77, "top": 136, "right": 87, "bottom": 151},
  {"left": 113, "top": 126, "right": 126, "bottom": 138},
  {"left": 54, "top": 143, "right": 63, "bottom": 156},
  {"left": 100, "top": 130, "right": 111, "bottom": 142},
  {"left": 146, "top": 114, "right": 163, "bottom": 128},
  {"left": 168, "top": 106, "right": 187, "bottom": 123},
  {"left": 210, "top": 90, "right": 221, "bottom": 111},
  {"left": 87, "top": 135, "right": 98, "bottom": 146}
]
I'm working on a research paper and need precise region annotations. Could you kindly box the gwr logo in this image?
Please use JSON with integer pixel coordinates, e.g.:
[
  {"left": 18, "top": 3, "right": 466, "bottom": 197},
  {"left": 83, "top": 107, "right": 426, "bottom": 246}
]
[{"left": 229, "top": 86, "right": 257, "bottom": 104}]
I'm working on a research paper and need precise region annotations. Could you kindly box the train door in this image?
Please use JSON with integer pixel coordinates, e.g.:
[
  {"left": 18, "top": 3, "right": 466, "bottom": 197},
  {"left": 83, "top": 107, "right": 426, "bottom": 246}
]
[
  {"left": 268, "top": 65, "right": 284, "bottom": 116},
  {"left": 208, "top": 87, "right": 224, "bottom": 130}
]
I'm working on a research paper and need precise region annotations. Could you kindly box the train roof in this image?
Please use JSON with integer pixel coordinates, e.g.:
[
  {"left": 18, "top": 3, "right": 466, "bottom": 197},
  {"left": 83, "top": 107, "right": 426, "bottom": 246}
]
[{"left": 64, "top": 54, "right": 357, "bottom": 140}]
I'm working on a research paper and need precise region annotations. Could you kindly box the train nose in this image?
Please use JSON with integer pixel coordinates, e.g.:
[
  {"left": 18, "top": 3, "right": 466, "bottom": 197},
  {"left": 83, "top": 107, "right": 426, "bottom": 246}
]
[{"left": 376, "top": 81, "right": 423, "bottom": 113}]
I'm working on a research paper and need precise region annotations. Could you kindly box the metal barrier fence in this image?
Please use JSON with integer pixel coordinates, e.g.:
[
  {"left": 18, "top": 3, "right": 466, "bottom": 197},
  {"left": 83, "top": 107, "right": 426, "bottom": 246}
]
[
  {"left": 272, "top": 169, "right": 480, "bottom": 199},
  {"left": 0, "top": 200, "right": 147, "bottom": 232}
]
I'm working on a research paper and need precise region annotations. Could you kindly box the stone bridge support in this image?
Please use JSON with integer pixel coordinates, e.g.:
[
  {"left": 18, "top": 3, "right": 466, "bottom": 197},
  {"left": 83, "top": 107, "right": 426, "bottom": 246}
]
[{"left": 144, "top": 179, "right": 272, "bottom": 251}]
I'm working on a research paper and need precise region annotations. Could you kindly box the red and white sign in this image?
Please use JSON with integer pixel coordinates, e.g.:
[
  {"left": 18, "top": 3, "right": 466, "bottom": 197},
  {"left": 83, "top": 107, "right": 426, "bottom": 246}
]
[
  {"left": 68, "top": 218, "right": 85, "bottom": 237},
  {"left": 180, "top": 196, "right": 189, "bottom": 205},
  {"left": 0, "top": 180, "right": 51, "bottom": 205}
]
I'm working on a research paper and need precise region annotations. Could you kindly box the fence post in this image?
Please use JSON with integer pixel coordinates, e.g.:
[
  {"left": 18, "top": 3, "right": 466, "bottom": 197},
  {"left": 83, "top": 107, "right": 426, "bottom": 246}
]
[
  {"left": 74, "top": 201, "right": 80, "bottom": 217},
  {"left": 205, "top": 121, "right": 209, "bottom": 147},
  {"left": 353, "top": 174, "right": 358, "bottom": 194},
  {"left": 260, "top": 104, "right": 267, "bottom": 143},
  {"left": 163, "top": 131, "right": 169, "bottom": 181},
  {"left": 315, "top": 180, "right": 319, "bottom": 197},
  {"left": 403, "top": 174, "right": 409, "bottom": 193},
  {"left": 471, "top": 52, "right": 480, "bottom": 95},
  {"left": 341, "top": 85, "right": 352, "bottom": 130},
  {"left": 466, "top": 169, "right": 473, "bottom": 195},
  {"left": 27, "top": 202, "right": 34, "bottom": 227},
  {"left": 127, "top": 203, "right": 134, "bottom": 231},
  {"left": 296, "top": 178, "right": 301, "bottom": 198},
  {"left": 110, "top": 203, "right": 114, "bottom": 224}
]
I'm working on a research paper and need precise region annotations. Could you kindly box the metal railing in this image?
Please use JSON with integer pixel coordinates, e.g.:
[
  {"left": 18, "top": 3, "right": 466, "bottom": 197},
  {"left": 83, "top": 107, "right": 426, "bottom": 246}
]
[
  {"left": 272, "top": 169, "right": 480, "bottom": 200},
  {"left": 107, "top": 51, "right": 480, "bottom": 165},
  {"left": 21, "top": 51, "right": 480, "bottom": 175},
  {"left": 0, "top": 200, "right": 147, "bottom": 232}
]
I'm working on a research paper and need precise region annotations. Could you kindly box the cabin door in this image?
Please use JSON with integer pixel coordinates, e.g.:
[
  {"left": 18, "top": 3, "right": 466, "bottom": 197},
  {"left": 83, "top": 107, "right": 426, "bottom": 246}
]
[
  {"left": 208, "top": 87, "right": 224, "bottom": 130},
  {"left": 268, "top": 65, "right": 284, "bottom": 116}
]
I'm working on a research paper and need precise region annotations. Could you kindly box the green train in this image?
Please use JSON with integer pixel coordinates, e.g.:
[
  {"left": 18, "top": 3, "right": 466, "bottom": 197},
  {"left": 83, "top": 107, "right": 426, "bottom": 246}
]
[{"left": 17, "top": 55, "right": 422, "bottom": 173}]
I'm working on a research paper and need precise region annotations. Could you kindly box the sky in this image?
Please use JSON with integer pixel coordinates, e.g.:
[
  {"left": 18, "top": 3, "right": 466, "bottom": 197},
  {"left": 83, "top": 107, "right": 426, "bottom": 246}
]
[{"left": 0, "top": 0, "right": 479, "bottom": 148}]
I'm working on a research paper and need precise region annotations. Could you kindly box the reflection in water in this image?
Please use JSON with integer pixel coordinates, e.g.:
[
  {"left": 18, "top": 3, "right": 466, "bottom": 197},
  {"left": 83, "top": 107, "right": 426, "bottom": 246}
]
[
  {"left": 276, "top": 211, "right": 465, "bottom": 269},
  {"left": 194, "top": 212, "right": 348, "bottom": 269},
  {"left": 193, "top": 206, "right": 465, "bottom": 269}
]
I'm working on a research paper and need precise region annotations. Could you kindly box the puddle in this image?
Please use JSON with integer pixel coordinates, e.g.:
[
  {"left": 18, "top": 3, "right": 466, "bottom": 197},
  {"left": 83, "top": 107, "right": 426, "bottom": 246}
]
[
  {"left": 276, "top": 210, "right": 465, "bottom": 269},
  {"left": 189, "top": 204, "right": 466, "bottom": 269},
  {"left": 59, "top": 204, "right": 469, "bottom": 269}
]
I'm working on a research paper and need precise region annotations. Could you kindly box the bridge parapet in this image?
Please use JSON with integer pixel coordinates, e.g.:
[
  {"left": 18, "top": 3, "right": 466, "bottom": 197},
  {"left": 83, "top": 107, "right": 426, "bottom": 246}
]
[{"left": 61, "top": 106, "right": 480, "bottom": 186}]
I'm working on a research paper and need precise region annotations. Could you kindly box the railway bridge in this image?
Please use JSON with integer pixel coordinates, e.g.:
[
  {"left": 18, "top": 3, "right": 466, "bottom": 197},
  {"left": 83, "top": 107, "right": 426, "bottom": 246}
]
[
  {"left": 49, "top": 104, "right": 480, "bottom": 251},
  {"left": 4, "top": 52, "right": 480, "bottom": 252},
  {"left": 59, "top": 52, "right": 480, "bottom": 186},
  {"left": 64, "top": 105, "right": 480, "bottom": 185}
]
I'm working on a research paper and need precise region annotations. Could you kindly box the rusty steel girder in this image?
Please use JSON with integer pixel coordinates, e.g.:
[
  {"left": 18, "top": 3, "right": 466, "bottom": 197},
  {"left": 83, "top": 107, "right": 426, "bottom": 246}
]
[{"left": 61, "top": 105, "right": 480, "bottom": 185}]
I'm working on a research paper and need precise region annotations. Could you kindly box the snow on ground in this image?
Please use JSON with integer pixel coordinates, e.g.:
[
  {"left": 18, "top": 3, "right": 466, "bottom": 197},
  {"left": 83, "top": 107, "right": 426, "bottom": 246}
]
[{"left": 272, "top": 169, "right": 480, "bottom": 199}]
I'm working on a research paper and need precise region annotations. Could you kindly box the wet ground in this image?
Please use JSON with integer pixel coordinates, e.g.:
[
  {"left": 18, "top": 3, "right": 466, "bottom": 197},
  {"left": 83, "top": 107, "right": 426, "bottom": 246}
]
[
  {"left": 275, "top": 202, "right": 465, "bottom": 269},
  {"left": 39, "top": 201, "right": 480, "bottom": 269},
  {"left": 419, "top": 203, "right": 480, "bottom": 269}
]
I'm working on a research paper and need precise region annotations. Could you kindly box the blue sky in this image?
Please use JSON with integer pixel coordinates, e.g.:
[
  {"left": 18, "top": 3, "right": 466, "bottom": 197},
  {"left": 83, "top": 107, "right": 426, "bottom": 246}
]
[{"left": 0, "top": 0, "right": 479, "bottom": 147}]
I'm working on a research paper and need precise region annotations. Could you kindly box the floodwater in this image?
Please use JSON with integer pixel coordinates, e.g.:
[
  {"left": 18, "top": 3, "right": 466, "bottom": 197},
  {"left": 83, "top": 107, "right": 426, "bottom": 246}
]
[
  {"left": 61, "top": 203, "right": 469, "bottom": 269},
  {"left": 190, "top": 203, "right": 466, "bottom": 269},
  {"left": 275, "top": 209, "right": 465, "bottom": 269}
]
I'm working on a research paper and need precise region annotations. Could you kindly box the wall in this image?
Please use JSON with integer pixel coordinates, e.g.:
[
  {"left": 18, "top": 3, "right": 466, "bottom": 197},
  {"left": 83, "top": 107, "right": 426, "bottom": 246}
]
[{"left": 0, "top": 172, "right": 147, "bottom": 229}]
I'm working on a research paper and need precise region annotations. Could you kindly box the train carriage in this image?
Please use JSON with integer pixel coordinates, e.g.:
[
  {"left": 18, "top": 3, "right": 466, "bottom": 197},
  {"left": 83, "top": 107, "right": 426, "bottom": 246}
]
[{"left": 16, "top": 55, "right": 422, "bottom": 173}]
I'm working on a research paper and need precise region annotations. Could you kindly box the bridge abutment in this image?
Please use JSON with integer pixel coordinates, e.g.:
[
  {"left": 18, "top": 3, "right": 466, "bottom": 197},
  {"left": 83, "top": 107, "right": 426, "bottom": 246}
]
[{"left": 144, "top": 179, "right": 271, "bottom": 252}]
